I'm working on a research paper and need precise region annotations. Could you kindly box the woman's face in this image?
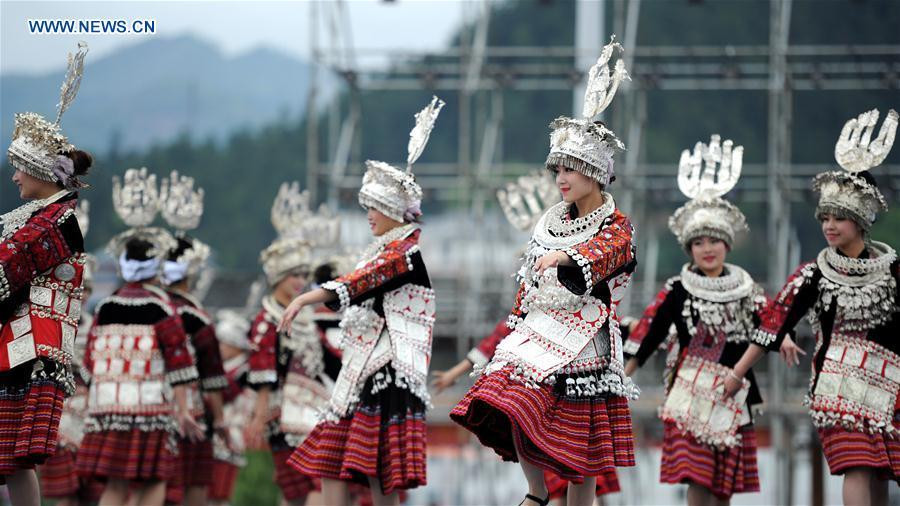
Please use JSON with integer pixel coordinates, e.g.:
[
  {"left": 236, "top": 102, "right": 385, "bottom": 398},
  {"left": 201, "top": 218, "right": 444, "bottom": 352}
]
[
  {"left": 274, "top": 269, "right": 308, "bottom": 301},
  {"left": 11, "top": 169, "right": 52, "bottom": 200},
  {"left": 551, "top": 165, "right": 599, "bottom": 203},
  {"left": 366, "top": 207, "right": 403, "bottom": 236},
  {"left": 820, "top": 213, "right": 863, "bottom": 250},
  {"left": 690, "top": 236, "right": 728, "bottom": 275}
]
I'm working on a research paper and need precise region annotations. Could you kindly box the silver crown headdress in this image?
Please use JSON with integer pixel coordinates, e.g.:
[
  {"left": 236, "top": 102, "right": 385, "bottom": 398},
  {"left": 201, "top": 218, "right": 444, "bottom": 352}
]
[
  {"left": 545, "top": 36, "right": 630, "bottom": 186},
  {"left": 814, "top": 108, "right": 897, "bottom": 230},
  {"left": 8, "top": 42, "right": 89, "bottom": 188},
  {"left": 107, "top": 167, "right": 175, "bottom": 261},
  {"left": 497, "top": 171, "right": 560, "bottom": 232},
  {"left": 668, "top": 135, "right": 748, "bottom": 249},
  {"left": 260, "top": 182, "right": 313, "bottom": 286},
  {"left": 359, "top": 96, "right": 445, "bottom": 222},
  {"left": 159, "top": 171, "right": 210, "bottom": 282}
]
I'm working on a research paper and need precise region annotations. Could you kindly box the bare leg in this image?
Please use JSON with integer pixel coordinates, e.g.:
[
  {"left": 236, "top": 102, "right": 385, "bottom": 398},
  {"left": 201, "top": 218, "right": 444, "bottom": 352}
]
[
  {"left": 281, "top": 494, "right": 308, "bottom": 506},
  {"left": 517, "top": 457, "right": 549, "bottom": 505},
  {"left": 566, "top": 477, "right": 596, "bottom": 506},
  {"left": 686, "top": 483, "right": 716, "bottom": 506},
  {"left": 185, "top": 484, "right": 209, "bottom": 506},
  {"left": 869, "top": 474, "right": 888, "bottom": 506},
  {"left": 366, "top": 476, "right": 399, "bottom": 506},
  {"left": 6, "top": 469, "right": 40, "bottom": 506},
  {"left": 55, "top": 498, "right": 78, "bottom": 506},
  {"left": 302, "top": 490, "right": 324, "bottom": 506},
  {"left": 99, "top": 479, "right": 130, "bottom": 506},
  {"left": 133, "top": 480, "right": 167, "bottom": 506},
  {"left": 321, "top": 478, "right": 350, "bottom": 506},
  {"left": 712, "top": 495, "right": 730, "bottom": 506},
  {"left": 843, "top": 467, "right": 873, "bottom": 506}
]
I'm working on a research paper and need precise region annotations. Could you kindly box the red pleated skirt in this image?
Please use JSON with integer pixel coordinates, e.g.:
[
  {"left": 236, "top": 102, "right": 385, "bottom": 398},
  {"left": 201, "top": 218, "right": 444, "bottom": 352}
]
[
  {"left": 165, "top": 438, "right": 215, "bottom": 503},
  {"left": 76, "top": 428, "right": 176, "bottom": 482},
  {"left": 288, "top": 365, "right": 428, "bottom": 495},
  {"left": 659, "top": 421, "right": 760, "bottom": 499},
  {"left": 38, "top": 446, "right": 79, "bottom": 497},
  {"left": 818, "top": 413, "right": 900, "bottom": 483},
  {"left": 273, "top": 448, "right": 319, "bottom": 500},
  {"left": 0, "top": 378, "right": 66, "bottom": 476},
  {"left": 450, "top": 365, "right": 635, "bottom": 481},
  {"left": 207, "top": 459, "right": 240, "bottom": 501}
]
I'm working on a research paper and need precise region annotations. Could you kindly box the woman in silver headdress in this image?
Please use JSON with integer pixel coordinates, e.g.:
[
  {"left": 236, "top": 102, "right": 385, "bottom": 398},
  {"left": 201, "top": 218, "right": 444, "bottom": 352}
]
[
  {"left": 0, "top": 43, "right": 93, "bottom": 506},
  {"left": 450, "top": 39, "right": 639, "bottom": 506},
  {"left": 624, "top": 135, "right": 776, "bottom": 504},
  {"left": 279, "top": 97, "right": 443, "bottom": 506},
  {"left": 727, "top": 108, "right": 899, "bottom": 506}
]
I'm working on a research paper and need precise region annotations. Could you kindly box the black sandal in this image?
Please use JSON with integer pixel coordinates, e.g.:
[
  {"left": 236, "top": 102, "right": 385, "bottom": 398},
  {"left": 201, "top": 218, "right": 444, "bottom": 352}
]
[{"left": 519, "top": 493, "right": 550, "bottom": 506}]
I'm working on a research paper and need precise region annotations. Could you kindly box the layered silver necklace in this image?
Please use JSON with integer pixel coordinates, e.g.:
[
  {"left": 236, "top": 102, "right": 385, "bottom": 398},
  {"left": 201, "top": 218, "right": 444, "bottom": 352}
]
[
  {"left": 680, "top": 263, "right": 760, "bottom": 344},
  {"left": 816, "top": 241, "right": 897, "bottom": 330},
  {"left": 531, "top": 193, "right": 615, "bottom": 250},
  {"left": 1, "top": 190, "right": 69, "bottom": 241}
]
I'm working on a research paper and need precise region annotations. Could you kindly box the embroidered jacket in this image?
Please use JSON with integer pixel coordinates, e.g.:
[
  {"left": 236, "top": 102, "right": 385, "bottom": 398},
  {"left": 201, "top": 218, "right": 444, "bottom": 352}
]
[
  {"left": 486, "top": 205, "right": 638, "bottom": 399},
  {"left": 751, "top": 246, "right": 899, "bottom": 436},
  {"left": 321, "top": 226, "right": 435, "bottom": 417},
  {"left": 82, "top": 282, "right": 198, "bottom": 433},
  {"left": 0, "top": 191, "right": 85, "bottom": 386}
]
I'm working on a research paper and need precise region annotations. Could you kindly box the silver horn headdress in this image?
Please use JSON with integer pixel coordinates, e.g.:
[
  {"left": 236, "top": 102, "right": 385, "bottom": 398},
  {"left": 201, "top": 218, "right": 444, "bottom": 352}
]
[
  {"left": 358, "top": 96, "right": 445, "bottom": 223},
  {"left": 814, "top": 108, "right": 897, "bottom": 230},
  {"left": 545, "top": 36, "right": 630, "bottom": 185},
  {"left": 668, "top": 135, "right": 747, "bottom": 249},
  {"left": 8, "top": 42, "right": 89, "bottom": 189}
]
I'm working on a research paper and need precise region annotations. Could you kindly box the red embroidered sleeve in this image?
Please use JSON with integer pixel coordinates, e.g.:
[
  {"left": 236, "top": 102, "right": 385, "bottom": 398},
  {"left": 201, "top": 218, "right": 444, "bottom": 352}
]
[
  {"left": 0, "top": 201, "right": 80, "bottom": 302},
  {"left": 247, "top": 310, "right": 277, "bottom": 389},
  {"left": 467, "top": 319, "right": 513, "bottom": 367},
  {"left": 750, "top": 262, "right": 818, "bottom": 351},
  {"left": 323, "top": 232, "right": 419, "bottom": 311},
  {"left": 630, "top": 281, "right": 682, "bottom": 366},
  {"left": 155, "top": 313, "right": 199, "bottom": 386},
  {"left": 561, "top": 210, "right": 635, "bottom": 295},
  {"left": 625, "top": 282, "right": 673, "bottom": 358}
]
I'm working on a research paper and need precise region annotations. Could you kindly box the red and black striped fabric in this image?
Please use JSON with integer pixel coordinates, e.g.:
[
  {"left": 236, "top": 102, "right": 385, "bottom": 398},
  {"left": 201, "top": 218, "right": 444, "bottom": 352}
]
[
  {"left": 165, "top": 438, "right": 215, "bottom": 503},
  {"left": 450, "top": 365, "right": 635, "bottom": 481},
  {"left": 659, "top": 421, "right": 760, "bottom": 499},
  {"left": 288, "top": 365, "right": 428, "bottom": 495},
  {"left": 0, "top": 377, "right": 65, "bottom": 476},
  {"left": 76, "top": 428, "right": 176, "bottom": 482},
  {"left": 273, "top": 448, "right": 320, "bottom": 500},
  {"left": 207, "top": 459, "right": 240, "bottom": 501},
  {"left": 38, "top": 446, "right": 78, "bottom": 497},
  {"left": 818, "top": 417, "right": 900, "bottom": 483}
]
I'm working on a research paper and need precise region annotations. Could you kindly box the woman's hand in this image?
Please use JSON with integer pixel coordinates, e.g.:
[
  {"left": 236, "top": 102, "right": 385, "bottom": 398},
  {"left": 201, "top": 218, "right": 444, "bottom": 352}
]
[
  {"left": 176, "top": 410, "right": 206, "bottom": 442},
  {"left": 277, "top": 294, "right": 307, "bottom": 333},
  {"left": 245, "top": 413, "right": 267, "bottom": 450},
  {"left": 534, "top": 251, "right": 571, "bottom": 275},
  {"left": 723, "top": 371, "right": 744, "bottom": 399},
  {"left": 430, "top": 369, "right": 459, "bottom": 394},
  {"left": 779, "top": 335, "right": 806, "bottom": 367}
]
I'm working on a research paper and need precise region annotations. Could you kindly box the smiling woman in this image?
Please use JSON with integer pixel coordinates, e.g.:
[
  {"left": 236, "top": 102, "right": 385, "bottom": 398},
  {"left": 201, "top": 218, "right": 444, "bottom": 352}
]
[
  {"left": 0, "top": 42, "right": 93, "bottom": 506},
  {"left": 623, "top": 134, "right": 769, "bottom": 504}
]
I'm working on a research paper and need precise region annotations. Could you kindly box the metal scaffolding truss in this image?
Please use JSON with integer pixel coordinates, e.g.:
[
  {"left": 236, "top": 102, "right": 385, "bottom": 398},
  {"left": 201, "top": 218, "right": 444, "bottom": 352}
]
[{"left": 304, "top": 3, "right": 897, "bottom": 502}]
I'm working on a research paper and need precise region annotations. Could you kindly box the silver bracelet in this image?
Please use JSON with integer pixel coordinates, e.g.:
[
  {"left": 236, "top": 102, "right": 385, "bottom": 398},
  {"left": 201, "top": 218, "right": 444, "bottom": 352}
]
[{"left": 727, "top": 371, "right": 742, "bottom": 382}]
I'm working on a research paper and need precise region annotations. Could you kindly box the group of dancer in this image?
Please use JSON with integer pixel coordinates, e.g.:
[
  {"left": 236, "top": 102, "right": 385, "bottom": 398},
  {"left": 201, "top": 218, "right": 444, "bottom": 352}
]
[{"left": 0, "top": 37, "right": 897, "bottom": 506}]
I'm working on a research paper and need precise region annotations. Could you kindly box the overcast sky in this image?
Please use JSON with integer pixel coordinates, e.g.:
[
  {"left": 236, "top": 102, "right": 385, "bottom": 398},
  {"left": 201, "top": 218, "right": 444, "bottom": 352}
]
[{"left": 1, "top": 0, "right": 470, "bottom": 75}]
